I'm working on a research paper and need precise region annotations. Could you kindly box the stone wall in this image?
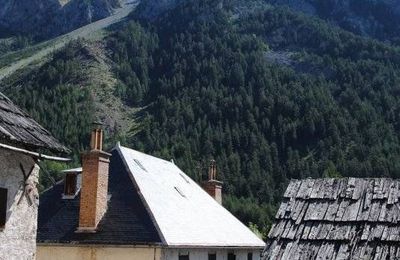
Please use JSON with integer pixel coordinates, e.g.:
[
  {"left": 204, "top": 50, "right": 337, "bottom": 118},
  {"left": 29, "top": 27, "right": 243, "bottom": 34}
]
[{"left": 0, "top": 149, "right": 40, "bottom": 260}]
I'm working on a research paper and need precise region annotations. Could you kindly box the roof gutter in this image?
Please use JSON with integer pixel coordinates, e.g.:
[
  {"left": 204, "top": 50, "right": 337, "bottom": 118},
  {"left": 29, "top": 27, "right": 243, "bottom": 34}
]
[
  {"left": 37, "top": 242, "right": 164, "bottom": 248},
  {"left": 0, "top": 142, "right": 71, "bottom": 162},
  {"left": 164, "top": 245, "right": 265, "bottom": 250}
]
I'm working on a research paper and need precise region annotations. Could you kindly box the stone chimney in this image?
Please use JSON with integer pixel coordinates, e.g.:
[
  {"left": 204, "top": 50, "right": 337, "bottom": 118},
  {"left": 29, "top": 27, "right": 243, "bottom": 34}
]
[
  {"left": 76, "top": 123, "right": 111, "bottom": 233},
  {"left": 202, "top": 160, "right": 223, "bottom": 204}
]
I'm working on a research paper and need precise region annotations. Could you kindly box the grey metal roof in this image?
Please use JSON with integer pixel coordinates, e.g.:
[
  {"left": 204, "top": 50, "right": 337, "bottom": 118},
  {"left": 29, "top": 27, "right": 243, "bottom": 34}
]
[
  {"left": 0, "top": 92, "right": 69, "bottom": 153},
  {"left": 263, "top": 178, "right": 400, "bottom": 260}
]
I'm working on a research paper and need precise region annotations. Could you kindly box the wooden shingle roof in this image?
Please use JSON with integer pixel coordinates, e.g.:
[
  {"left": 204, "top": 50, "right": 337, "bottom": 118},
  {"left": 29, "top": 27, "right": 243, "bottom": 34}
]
[
  {"left": 0, "top": 92, "right": 69, "bottom": 153},
  {"left": 263, "top": 178, "right": 400, "bottom": 260}
]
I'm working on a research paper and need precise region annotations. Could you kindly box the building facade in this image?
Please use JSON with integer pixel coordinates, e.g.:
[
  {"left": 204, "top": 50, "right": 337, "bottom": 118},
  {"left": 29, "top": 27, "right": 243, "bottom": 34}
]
[
  {"left": 0, "top": 92, "right": 68, "bottom": 259},
  {"left": 37, "top": 246, "right": 162, "bottom": 260},
  {"left": 0, "top": 150, "right": 40, "bottom": 259},
  {"left": 37, "top": 246, "right": 259, "bottom": 260}
]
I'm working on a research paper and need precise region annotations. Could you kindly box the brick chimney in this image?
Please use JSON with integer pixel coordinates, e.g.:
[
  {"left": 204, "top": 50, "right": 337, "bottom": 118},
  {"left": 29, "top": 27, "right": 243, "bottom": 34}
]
[
  {"left": 76, "top": 124, "right": 111, "bottom": 233},
  {"left": 202, "top": 160, "right": 223, "bottom": 204}
]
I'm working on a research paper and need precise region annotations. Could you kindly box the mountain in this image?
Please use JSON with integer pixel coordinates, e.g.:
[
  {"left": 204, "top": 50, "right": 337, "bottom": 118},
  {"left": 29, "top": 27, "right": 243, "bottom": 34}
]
[
  {"left": 138, "top": 0, "right": 400, "bottom": 44},
  {"left": 266, "top": 0, "right": 400, "bottom": 44},
  {"left": 3, "top": 0, "right": 400, "bottom": 235},
  {"left": 0, "top": 0, "right": 121, "bottom": 38}
]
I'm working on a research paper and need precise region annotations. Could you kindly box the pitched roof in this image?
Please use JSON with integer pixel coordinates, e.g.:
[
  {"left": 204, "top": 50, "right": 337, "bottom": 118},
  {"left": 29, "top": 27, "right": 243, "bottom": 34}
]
[
  {"left": 117, "top": 145, "right": 265, "bottom": 248},
  {"left": 38, "top": 145, "right": 265, "bottom": 248},
  {"left": 0, "top": 92, "right": 69, "bottom": 153},
  {"left": 263, "top": 178, "right": 400, "bottom": 259},
  {"left": 37, "top": 150, "right": 162, "bottom": 245}
]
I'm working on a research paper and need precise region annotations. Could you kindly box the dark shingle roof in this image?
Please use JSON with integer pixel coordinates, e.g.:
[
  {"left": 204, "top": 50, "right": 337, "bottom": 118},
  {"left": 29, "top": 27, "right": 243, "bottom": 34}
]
[
  {"left": 263, "top": 178, "right": 400, "bottom": 260},
  {"left": 0, "top": 92, "right": 69, "bottom": 153},
  {"left": 37, "top": 150, "right": 162, "bottom": 245}
]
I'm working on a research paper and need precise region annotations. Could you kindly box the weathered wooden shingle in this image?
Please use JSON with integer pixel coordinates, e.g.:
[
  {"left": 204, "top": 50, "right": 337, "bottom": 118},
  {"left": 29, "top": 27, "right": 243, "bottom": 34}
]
[
  {"left": 0, "top": 92, "right": 69, "bottom": 153},
  {"left": 263, "top": 178, "right": 400, "bottom": 260}
]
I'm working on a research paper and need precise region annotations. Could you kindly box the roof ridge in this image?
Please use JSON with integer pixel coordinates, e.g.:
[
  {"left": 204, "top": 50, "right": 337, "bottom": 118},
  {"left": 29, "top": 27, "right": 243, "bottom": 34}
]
[{"left": 118, "top": 144, "right": 176, "bottom": 166}]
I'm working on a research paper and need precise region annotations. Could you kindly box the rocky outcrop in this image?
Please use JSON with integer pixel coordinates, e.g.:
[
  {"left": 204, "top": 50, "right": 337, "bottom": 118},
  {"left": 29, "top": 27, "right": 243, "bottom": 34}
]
[
  {"left": 52, "top": 0, "right": 121, "bottom": 36},
  {"left": 0, "top": 0, "right": 121, "bottom": 38}
]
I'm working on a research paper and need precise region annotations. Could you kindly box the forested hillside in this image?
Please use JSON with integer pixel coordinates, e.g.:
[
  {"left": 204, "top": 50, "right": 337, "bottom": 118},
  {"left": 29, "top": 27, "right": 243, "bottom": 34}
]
[
  {"left": 265, "top": 0, "right": 400, "bottom": 44},
  {"left": 3, "top": 0, "right": 400, "bottom": 236},
  {"left": 0, "top": 0, "right": 121, "bottom": 39},
  {"left": 139, "top": 0, "right": 400, "bottom": 44}
]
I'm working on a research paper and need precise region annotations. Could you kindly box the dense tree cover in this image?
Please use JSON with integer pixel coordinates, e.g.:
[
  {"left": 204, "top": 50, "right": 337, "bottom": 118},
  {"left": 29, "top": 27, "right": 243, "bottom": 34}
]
[
  {"left": 4, "top": 0, "right": 400, "bottom": 236},
  {"left": 263, "top": 0, "right": 400, "bottom": 45},
  {"left": 137, "top": 0, "right": 400, "bottom": 44},
  {"left": 0, "top": 27, "right": 33, "bottom": 56},
  {"left": 2, "top": 41, "right": 95, "bottom": 156},
  {"left": 110, "top": 0, "right": 400, "bottom": 233},
  {"left": 313, "top": 0, "right": 400, "bottom": 44}
]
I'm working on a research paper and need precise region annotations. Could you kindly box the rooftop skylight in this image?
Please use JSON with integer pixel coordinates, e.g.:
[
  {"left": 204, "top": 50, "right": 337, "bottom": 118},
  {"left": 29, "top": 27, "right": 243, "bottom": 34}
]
[
  {"left": 134, "top": 159, "right": 147, "bottom": 172},
  {"left": 174, "top": 186, "right": 186, "bottom": 198}
]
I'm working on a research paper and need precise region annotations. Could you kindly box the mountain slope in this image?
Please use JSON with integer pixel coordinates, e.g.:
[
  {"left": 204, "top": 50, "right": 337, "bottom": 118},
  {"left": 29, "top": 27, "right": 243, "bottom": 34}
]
[
  {"left": 1, "top": 40, "right": 139, "bottom": 155},
  {"left": 4, "top": 0, "right": 400, "bottom": 235},
  {"left": 0, "top": 1, "right": 137, "bottom": 81},
  {"left": 138, "top": 0, "right": 400, "bottom": 44},
  {"left": 127, "top": 1, "right": 400, "bottom": 231},
  {"left": 266, "top": 0, "right": 400, "bottom": 44},
  {"left": 0, "top": 0, "right": 122, "bottom": 38}
]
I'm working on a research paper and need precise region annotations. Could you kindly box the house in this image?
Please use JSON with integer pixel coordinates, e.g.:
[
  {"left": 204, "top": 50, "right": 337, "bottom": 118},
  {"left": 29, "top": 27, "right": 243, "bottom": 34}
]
[
  {"left": 263, "top": 178, "right": 400, "bottom": 260},
  {"left": 37, "top": 126, "right": 265, "bottom": 260},
  {"left": 0, "top": 93, "right": 69, "bottom": 259}
]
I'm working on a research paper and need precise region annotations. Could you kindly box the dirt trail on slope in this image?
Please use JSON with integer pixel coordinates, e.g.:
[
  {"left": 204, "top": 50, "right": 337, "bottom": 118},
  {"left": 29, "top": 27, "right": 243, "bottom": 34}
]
[{"left": 0, "top": 1, "right": 138, "bottom": 82}]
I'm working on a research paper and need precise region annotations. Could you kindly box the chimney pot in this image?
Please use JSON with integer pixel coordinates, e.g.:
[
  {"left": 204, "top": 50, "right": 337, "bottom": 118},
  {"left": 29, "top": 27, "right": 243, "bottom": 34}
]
[
  {"left": 203, "top": 160, "right": 223, "bottom": 204},
  {"left": 208, "top": 159, "right": 217, "bottom": 180},
  {"left": 90, "top": 122, "right": 104, "bottom": 151}
]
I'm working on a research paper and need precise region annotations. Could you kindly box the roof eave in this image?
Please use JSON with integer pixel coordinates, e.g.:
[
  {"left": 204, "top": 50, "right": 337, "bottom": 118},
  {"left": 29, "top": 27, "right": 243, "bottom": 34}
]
[
  {"left": 165, "top": 244, "right": 265, "bottom": 249},
  {"left": 0, "top": 142, "right": 71, "bottom": 162},
  {"left": 37, "top": 241, "right": 164, "bottom": 247}
]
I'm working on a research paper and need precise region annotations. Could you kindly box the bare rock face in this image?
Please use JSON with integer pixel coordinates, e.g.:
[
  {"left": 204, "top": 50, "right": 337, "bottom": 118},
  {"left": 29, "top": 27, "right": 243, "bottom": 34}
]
[
  {"left": 0, "top": 0, "right": 60, "bottom": 33},
  {"left": 0, "top": 0, "right": 121, "bottom": 38},
  {"left": 53, "top": 0, "right": 121, "bottom": 36}
]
